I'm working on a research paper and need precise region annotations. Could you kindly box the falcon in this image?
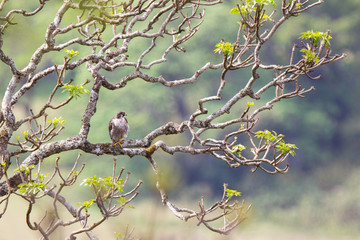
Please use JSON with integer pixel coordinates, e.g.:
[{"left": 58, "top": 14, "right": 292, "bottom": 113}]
[{"left": 109, "top": 111, "right": 129, "bottom": 148}]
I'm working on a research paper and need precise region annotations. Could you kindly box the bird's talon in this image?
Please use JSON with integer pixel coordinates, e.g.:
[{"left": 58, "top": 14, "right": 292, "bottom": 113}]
[{"left": 114, "top": 141, "right": 123, "bottom": 148}]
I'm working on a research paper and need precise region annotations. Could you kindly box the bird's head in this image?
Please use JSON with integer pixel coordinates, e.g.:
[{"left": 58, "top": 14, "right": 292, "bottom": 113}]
[{"left": 116, "top": 111, "right": 126, "bottom": 118}]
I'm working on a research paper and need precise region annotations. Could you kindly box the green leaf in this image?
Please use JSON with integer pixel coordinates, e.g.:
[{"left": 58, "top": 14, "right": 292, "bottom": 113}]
[
  {"left": 276, "top": 142, "right": 298, "bottom": 156},
  {"left": 117, "top": 197, "right": 126, "bottom": 204},
  {"left": 214, "top": 41, "right": 234, "bottom": 56},
  {"left": 230, "top": 7, "right": 240, "bottom": 15},
  {"left": 81, "top": 175, "right": 100, "bottom": 187},
  {"left": 232, "top": 144, "right": 246, "bottom": 157},
  {"left": 61, "top": 84, "right": 89, "bottom": 99},
  {"left": 18, "top": 181, "right": 48, "bottom": 196},
  {"left": 225, "top": 188, "right": 241, "bottom": 200},
  {"left": 300, "top": 49, "right": 319, "bottom": 64},
  {"left": 299, "top": 30, "right": 332, "bottom": 47},
  {"left": 262, "top": 13, "right": 273, "bottom": 21},
  {"left": 115, "top": 232, "right": 125, "bottom": 239},
  {"left": 230, "top": 0, "right": 276, "bottom": 19},
  {"left": 255, "top": 130, "right": 298, "bottom": 157},
  {"left": 48, "top": 116, "right": 65, "bottom": 128},
  {"left": 255, "top": 130, "right": 286, "bottom": 144},
  {"left": 77, "top": 199, "right": 94, "bottom": 210},
  {"left": 247, "top": 102, "right": 254, "bottom": 107},
  {"left": 1, "top": 162, "right": 6, "bottom": 170},
  {"left": 14, "top": 165, "right": 35, "bottom": 175},
  {"left": 64, "top": 48, "right": 79, "bottom": 59},
  {"left": 21, "top": 130, "right": 29, "bottom": 139},
  {"left": 33, "top": 173, "right": 49, "bottom": 181},
  {"left": 81, "top": 175, "right": 125, "bottom": 195}
]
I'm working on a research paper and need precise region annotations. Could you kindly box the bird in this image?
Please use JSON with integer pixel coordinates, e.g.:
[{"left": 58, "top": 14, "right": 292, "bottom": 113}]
[{"left": 109, "top": 111, "right": 129, "bottom": 148}]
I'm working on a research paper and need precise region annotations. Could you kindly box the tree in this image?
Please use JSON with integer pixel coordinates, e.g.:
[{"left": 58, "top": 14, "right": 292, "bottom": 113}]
[{"left": 0, "top": 0, "right": 344, "bottom": 239}]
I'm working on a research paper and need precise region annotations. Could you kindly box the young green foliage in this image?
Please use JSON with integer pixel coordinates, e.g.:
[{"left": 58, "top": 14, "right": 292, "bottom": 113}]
[
  {"left": 214, "top": 41, "right": 235, "bottom": 56},
  {"left": 48, "top": 116, "right": 65, "bottom": 128},
  {"left": 1, "top": 162, "right": 6, "bottom": 170},
  {"left": 33, "top": 173, "right": 49, "bottom": 182},
  {"left": 79, "top": 175, "right": 127, "bottom": 210},
  {"left": 247, "top": 102, "right": 254, "bottom": 107},
  {"left": 81, "top": 175, "right": 124, "bottom": 196},
  {"left": 255, "top": 130, "right": 298, "bottom": 156},
  {"left": 300, "top": 49, "right": 319, "bottom": 64},
  {"left": 299, "top": 30, "right": 332, "bottom": 47},
  {"left": 232, "top": 143, "right": 247, "bottom": 157},
  {"left": 255, "top": 130, "right": 284, "bottom": 144},
  {"left": 225, "top": 188, "right": 241, "bottom": 200},
  {"left": 77, "top": 199, "right": 94, "bottom": 211},
  {"left": 276, "top": 142, "right": 298, "bottom": 157},
  {"left": 21, "top": 130, "right": 29, "bottom": 139},
  {"left": 64, "top": 48, "right": 79, "bottom": 59},
  {"left": 230, "top": 0, "right": 276, "bottom": 21},
  {"left": 17, "top": 172, "right": 49, "bottom": 196},
  {"left": 18, "top": 181, "right": 48, "bottom": 196},
  {"left": 115, "top": 232, "right": 125, "bottom": 240},
  {"left": 61, "top": 84, "right": 89, "bottom": 99},
  {"left": 14, "top": 164, "right": 35, "bottom": 176},
  {"left": 298, "top": 31, "right": 332, "bottom": 64}
]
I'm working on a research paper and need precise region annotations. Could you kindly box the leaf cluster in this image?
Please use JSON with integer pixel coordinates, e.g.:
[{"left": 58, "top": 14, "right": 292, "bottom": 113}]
[
  {"left": 16, "top": 165, "right": 50, "bottom": 196},
  {"left": 299, "top": 31, "right": 332, "bottom": 64},
  {"left": 47, "top": 117, "right": 65, "bottom": 129},
  {"left": 232, "top": 143, "right": 246, "bottom": 157},
  {"left": 225, "top": 188, "right": 241, "bottom": 200},
  {"left": 77, "top": 199, "right": 94, "bottom": 211},
  {"left": 299, "top": 30, "right": 332, "bottom": 48},
  {"left": 64, "top": 48, "right": 79, "bottom": 60},
  {"left": 79, "top": 175, "right": 127, "bottom": 210},
  {"left": 12, "top": 115, "right": 66, "bottom": 154},
  {"left": 18, "top": 180, "right": 48, "bottom": 196},
  {"left": 300, "top": 48, "right": 319, "bottom": 64},
  {"left": 255, "top": 130, "right": 298, "bottom": 157},
  {"left": 14, "top": 164, "right": 35, "bottom": 177},
  {"left": 81, "top": 175, "right": 124, "bottom": 194},
  {"left": 214, "top": 41, "right": 235, "bottom": 56},
  {"left": 61, "top": 84, "right": 90, "bottom": 99},
  {"left": 230, "top": 0, "right": 276, "bottom": 22},
  {"left": 20, "top": 130, "right": 29, "bottom": 140}
]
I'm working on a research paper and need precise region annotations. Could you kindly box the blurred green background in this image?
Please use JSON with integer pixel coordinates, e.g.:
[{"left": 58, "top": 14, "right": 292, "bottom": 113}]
[{"left": 0, "top": 0, "right": 359, "bottom": 239}]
